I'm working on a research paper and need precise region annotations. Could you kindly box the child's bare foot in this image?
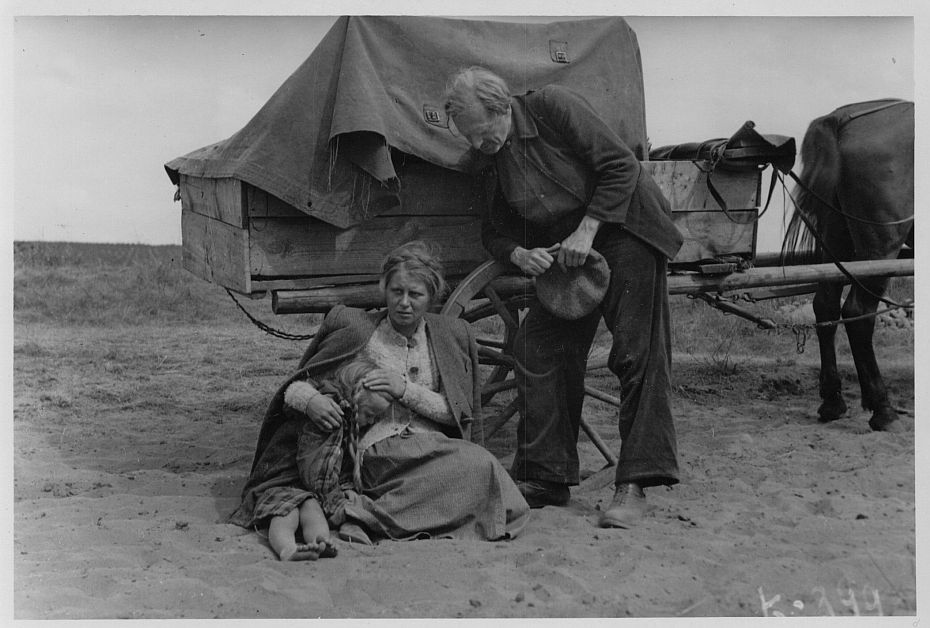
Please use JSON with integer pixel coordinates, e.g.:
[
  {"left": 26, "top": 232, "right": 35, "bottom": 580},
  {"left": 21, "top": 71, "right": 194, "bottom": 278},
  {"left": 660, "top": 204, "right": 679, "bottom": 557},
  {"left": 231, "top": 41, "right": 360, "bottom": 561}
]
[
  {"left": 268, "top": 498, "right": 336, "bottom": 561},
  {"left": 278, "top": 540, "right": 336, "bottom": 561}
]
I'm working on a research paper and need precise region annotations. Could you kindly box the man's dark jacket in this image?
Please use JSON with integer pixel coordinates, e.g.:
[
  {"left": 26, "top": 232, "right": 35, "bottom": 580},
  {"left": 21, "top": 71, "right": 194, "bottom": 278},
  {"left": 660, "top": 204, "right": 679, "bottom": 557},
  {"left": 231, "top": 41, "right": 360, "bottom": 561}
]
[{"left": 481, "top": 85, "right": 683, "bottom": 262}]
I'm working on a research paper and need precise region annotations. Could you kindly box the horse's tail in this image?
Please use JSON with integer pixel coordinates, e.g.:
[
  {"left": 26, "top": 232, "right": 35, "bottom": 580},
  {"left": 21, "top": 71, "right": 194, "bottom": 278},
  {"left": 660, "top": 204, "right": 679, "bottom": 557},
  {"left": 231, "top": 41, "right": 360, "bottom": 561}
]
[{"left": 780, "top": 113, "right": 841, "bottom": 264}]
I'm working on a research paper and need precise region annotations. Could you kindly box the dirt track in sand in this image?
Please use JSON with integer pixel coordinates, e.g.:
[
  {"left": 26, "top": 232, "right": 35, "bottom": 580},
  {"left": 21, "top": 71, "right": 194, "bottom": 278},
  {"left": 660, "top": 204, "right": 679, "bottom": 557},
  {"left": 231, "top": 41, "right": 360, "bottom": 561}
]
[{"left": 12, "top": 304, "right": 915, "bottom": 618}]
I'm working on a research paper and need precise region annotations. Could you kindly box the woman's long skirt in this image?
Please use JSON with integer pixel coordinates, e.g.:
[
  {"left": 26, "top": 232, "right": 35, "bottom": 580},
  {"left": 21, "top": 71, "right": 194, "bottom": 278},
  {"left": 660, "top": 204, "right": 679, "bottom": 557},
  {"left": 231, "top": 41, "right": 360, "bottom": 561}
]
[
  {"left": 249, "top": 429, "right": 529, "bottom": 542},
  {"left": 345, "top": 431, "right": 530, "bottom": 541}
]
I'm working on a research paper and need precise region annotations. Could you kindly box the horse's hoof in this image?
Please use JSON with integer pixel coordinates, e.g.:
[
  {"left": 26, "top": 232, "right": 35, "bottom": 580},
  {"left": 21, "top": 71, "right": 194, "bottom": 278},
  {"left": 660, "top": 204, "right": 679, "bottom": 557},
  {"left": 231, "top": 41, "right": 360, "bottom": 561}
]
[
  {"left": 869, "top": 406, "right": 902, "bottom": 432},
  {"left": 818, "top": 395, "right": 848, "bottom": 422}
]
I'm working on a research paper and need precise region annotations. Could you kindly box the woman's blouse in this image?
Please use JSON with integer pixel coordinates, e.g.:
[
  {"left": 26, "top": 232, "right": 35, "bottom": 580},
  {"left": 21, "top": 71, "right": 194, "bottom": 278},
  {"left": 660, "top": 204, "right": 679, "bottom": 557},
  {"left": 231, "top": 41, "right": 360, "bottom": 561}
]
[{"left": 357, "top": 318, "right": 453, "bottom": 453}]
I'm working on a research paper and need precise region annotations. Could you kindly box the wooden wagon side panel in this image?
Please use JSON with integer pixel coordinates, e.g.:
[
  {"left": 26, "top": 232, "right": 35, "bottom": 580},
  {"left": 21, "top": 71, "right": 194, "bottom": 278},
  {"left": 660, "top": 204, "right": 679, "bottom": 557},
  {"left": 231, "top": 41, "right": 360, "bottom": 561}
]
[
  {"left": 248, "top": 215, "right": 485, "bottom": 279},
  {"left": 178, "top": 174, "right": 247, "bottom": 227},
  {"left": 643, "top": 161, "right": 759, "bottom": 211},
  {"left": 644, "top": 161, "right": 760, "bottom": 263},
  {"left": 177, "top": 159, "right": 762, "bottom": 295},
  {"left": 672, "top": 209, "right": 757, "bottom": 262},
  {"left": 180, "top": 208, "right": 251, "bottom": 293}
]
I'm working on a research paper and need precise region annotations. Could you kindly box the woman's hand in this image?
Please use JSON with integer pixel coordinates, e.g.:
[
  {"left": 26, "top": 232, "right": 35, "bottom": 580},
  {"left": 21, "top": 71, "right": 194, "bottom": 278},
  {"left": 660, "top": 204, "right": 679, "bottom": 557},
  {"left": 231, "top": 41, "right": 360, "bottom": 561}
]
[
  {"left": 285, "top": 381, "right": 344, "bottom": 432},
  {"left": 363, "top": 369, "right": 407, "bottom": 399},
  {"left": 304, "top": 394, "right": 345, "bottom": 432},
  {"left": 510, "top": 245, "right": 559, "bottom": 277}
]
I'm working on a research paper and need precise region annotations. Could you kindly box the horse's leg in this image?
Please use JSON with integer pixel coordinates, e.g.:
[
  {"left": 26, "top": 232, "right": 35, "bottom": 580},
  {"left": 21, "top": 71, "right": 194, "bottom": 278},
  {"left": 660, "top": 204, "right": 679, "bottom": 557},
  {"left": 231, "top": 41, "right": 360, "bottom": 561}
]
[
  {"left": 842, "top": 279, "right": 901, "bottom": 431},
  {"left": 813, "top": 281, "right": 847, "bottom": 422}
]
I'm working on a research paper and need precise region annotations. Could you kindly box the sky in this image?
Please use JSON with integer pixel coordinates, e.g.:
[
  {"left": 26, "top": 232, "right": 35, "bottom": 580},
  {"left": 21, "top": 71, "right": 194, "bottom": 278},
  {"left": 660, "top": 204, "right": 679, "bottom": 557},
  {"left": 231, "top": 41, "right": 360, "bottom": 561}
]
[{"left": 6, "top": 2, "right": 923, "bottom": 254}]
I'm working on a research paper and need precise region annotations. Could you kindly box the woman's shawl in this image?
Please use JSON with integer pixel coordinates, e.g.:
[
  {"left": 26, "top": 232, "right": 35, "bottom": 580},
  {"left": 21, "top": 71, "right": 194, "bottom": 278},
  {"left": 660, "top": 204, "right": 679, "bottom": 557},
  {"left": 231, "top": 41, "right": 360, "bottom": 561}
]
[{"left": 228, "top": 305, "right": 480, "bottom": 527}]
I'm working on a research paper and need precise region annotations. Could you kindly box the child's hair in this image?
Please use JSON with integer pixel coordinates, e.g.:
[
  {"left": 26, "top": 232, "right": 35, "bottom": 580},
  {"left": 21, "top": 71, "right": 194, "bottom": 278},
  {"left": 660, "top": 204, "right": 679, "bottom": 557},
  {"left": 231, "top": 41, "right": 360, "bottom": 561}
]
[
  {"left": 334, "top": 358, "right": 378, "bottom": 406},
  {"left": 332, "top": 357, "right": 390, "bottom": 492}
]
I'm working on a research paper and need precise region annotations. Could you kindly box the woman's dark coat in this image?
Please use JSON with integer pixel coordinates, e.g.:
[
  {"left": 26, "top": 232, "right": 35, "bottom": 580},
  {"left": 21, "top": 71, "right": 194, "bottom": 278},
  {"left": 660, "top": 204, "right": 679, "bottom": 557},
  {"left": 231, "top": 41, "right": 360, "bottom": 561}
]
[{"left": 228, "top": 305, "right": 480, "bottom": 527}]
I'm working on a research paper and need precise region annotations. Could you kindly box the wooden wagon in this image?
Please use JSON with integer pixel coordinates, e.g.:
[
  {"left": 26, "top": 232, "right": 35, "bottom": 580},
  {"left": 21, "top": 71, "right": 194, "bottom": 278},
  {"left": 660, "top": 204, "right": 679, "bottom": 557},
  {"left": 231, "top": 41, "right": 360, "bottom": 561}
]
[{"left": 166, "top": 16, "right": 912, "bottom": 462}]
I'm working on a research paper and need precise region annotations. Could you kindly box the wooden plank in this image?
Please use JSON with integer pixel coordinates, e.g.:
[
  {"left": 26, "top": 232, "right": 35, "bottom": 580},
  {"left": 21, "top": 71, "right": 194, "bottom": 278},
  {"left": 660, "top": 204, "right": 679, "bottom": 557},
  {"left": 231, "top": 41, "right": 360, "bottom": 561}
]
[
  {"left": 244, "top": 159, "right": 757, "bottom": 221},
  {"left": 273, "top": 284, "right": 384, "bottom": 313},
  {"left": 643, "top": 161, "right": 759, "bottom": 211},
  {"left": 181, "top": 209, "right": 250, "bottom": 293},
  {"left": 672, "top": 209, "right": 757, "bottom": 263},
  {"left": 272, "top": 259, "right": 914, "bottom": 314},
  {"left": 725, "top": 284, "right": 819, "bottom": 301},
  {"left": 382, "top": 159, "right": 487, "bottom": 217},
  {"left": 250, "top": 274, "right": 382, "bottom": 292},
  {"left": 247, "top": 185, "right": 306, "bottom": 219},
  {"left": 254, "top": 206, "right": 758, "bottom": 284},
  {"left": 667, "top": 259, "right": 913, "bottom": 295},
  {"left": 180, "top": 175, "right": 247, "bottom": 227},
  {"left": 249, "top": 215, "right": 485, "bottom": 278},
  {"left": 247, "top": 160, "right": 487, "bottom": 219}
]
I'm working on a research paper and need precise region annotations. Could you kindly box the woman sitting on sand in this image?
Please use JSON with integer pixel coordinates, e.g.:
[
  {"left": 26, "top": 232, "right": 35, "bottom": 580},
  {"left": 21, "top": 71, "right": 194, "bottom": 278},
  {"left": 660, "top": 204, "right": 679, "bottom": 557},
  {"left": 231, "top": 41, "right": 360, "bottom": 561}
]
[{"left": 228, "top": 241, "right": 530, "bottom": 559}]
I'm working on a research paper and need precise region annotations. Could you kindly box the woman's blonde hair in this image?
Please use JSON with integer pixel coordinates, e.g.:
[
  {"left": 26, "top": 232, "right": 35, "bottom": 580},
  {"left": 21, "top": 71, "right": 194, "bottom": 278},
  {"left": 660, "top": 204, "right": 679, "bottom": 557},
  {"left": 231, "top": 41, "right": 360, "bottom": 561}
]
[
  {"left": 333, "top": 357, "right": 379, "bottom": 406},
  {"left": 378, "top": 240, "right": 447, "bottom": 304}
]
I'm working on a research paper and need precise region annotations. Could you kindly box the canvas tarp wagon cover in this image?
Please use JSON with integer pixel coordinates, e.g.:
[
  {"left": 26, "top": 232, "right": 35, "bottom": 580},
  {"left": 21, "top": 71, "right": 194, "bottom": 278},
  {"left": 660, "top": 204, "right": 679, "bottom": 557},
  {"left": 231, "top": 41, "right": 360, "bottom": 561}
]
[{"left": 166, "top": 15, "right": 761, "bottom": 296}]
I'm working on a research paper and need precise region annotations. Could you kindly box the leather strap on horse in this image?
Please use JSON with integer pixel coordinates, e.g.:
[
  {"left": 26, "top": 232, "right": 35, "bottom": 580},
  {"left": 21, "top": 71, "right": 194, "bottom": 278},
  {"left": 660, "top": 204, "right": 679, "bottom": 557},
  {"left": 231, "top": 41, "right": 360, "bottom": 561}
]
[
  {"left": 784, "top": 169, "right": 914, "bottom": 227},
  {"left": 777, "top": 172, "right": 913, "bottom": 311},
  {"left": 704, "top": 162, "right": 782, "bottom": 224},
  {"left": 697, "top": 120, "right": 797, "bottom": 223}
]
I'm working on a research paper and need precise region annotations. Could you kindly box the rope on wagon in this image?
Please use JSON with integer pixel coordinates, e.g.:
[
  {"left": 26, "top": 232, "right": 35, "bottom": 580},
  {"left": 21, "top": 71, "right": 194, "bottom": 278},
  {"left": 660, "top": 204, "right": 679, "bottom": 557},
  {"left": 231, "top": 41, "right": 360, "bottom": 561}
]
[
  {"left": 788, "top": 302, "right": 913, "bottom": 354},
  {"left": 225, "top": 288, "right": 317, "bottom": 341}
]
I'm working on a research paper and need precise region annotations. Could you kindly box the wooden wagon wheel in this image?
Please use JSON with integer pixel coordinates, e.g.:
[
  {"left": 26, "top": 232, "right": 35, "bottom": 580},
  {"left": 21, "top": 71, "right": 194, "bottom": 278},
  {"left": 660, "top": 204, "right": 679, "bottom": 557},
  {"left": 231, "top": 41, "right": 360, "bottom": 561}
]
[{"left": 441, "top": 260, "right": 619, "bottom": 466}]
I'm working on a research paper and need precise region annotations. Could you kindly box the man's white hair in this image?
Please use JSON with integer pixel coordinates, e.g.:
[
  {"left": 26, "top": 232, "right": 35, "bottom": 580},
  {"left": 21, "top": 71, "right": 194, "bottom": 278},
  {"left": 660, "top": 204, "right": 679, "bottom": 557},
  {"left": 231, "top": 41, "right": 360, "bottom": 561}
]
[{"left": 443, "top": 66, "right": 511, "bottom": 117}]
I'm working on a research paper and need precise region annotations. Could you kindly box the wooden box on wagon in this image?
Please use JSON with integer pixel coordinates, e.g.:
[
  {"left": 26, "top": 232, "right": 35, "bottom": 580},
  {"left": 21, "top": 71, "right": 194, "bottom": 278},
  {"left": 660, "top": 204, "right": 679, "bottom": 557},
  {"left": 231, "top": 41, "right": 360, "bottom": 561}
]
[
  {"left": 168, "top": 16, "right": 763, "bottom": 311},
  {"left": 177, "top": 158, "right": 760, "bottom": 298}
]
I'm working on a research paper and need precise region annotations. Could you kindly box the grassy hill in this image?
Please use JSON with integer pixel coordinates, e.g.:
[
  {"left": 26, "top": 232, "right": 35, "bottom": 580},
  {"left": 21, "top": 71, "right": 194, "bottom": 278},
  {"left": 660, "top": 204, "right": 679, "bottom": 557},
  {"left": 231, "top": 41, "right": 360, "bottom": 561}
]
[{"left": 13, "top": 240, "right": 913, "bottom": 360}]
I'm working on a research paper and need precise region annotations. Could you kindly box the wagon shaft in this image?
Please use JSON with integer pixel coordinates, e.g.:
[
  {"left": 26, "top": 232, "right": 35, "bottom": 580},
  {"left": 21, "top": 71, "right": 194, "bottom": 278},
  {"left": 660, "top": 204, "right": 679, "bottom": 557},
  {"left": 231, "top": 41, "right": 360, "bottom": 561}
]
[
  {"left": 271, "top": 259, "right": 913, "bottom": 314},
  {"left": 667, "top": 259, "right": 913, "bottom": 295}
]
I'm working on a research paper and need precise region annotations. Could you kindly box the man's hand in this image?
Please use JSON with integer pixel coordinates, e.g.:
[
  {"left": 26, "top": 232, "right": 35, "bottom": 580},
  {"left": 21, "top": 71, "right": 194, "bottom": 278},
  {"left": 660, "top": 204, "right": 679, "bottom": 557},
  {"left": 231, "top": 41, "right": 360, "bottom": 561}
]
[
  {"left": 558, "top": 216, "right": 602, "bottom": 267},
  {"left": 510, "top": 245, "right": 559, "bottom": 277}
]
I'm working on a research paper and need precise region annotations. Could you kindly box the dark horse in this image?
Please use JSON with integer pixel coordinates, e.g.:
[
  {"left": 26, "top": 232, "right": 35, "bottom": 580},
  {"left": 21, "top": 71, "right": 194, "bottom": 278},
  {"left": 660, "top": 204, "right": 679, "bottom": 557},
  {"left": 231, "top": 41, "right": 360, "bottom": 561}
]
[{"left": 781, "top": 99, "right": 913, "bottom": 432}]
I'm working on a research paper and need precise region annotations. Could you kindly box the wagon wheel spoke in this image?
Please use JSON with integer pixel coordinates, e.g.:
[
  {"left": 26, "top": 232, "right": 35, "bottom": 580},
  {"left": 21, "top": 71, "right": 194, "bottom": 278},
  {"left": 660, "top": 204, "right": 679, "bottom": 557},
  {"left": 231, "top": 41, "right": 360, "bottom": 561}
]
[
  {"left": 476, "top": 398, "right": 520, "bottom": 442},
  {"left": 462, "top": 294, "right": 535, "bottom": 323},
  {"left": 476, "top": 336, "right": 507, "bottom": 349},
  {"left": 583, "top": 384, "right": 621, "bottom": 407},
  {"left": 477, "top": 348, "right": 514, "bottom": 369},
  {"left": 482, "top": 285, "right": 519, "bottom": 334},
  {"left": 441, "top": 259, "right": 618, "bottom": 466}
]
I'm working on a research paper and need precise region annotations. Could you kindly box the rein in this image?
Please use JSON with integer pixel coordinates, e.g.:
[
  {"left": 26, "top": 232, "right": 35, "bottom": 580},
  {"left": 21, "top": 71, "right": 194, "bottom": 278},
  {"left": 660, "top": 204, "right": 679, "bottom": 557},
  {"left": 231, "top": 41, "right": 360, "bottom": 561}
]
[
  {"left": 785, "top": 169, "right": 914, "bottom": 227},
  {"left": 776, "top": 172, "right": 913, "bottom": 312}
]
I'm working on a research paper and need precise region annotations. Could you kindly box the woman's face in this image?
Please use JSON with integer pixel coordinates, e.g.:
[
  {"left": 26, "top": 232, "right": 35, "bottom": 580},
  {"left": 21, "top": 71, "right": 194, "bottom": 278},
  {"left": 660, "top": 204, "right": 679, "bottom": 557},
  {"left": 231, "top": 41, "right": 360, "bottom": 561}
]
[{"left": 384, "top": 270, "right": 432, "bottom": 337}]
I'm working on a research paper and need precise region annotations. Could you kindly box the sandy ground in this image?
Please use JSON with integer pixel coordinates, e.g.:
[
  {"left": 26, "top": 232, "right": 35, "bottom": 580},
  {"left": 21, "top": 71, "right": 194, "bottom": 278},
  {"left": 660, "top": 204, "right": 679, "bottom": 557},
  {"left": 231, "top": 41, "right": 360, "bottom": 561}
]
[{"left": 12, "top": 304, "right": 916, "bottom": 619}]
